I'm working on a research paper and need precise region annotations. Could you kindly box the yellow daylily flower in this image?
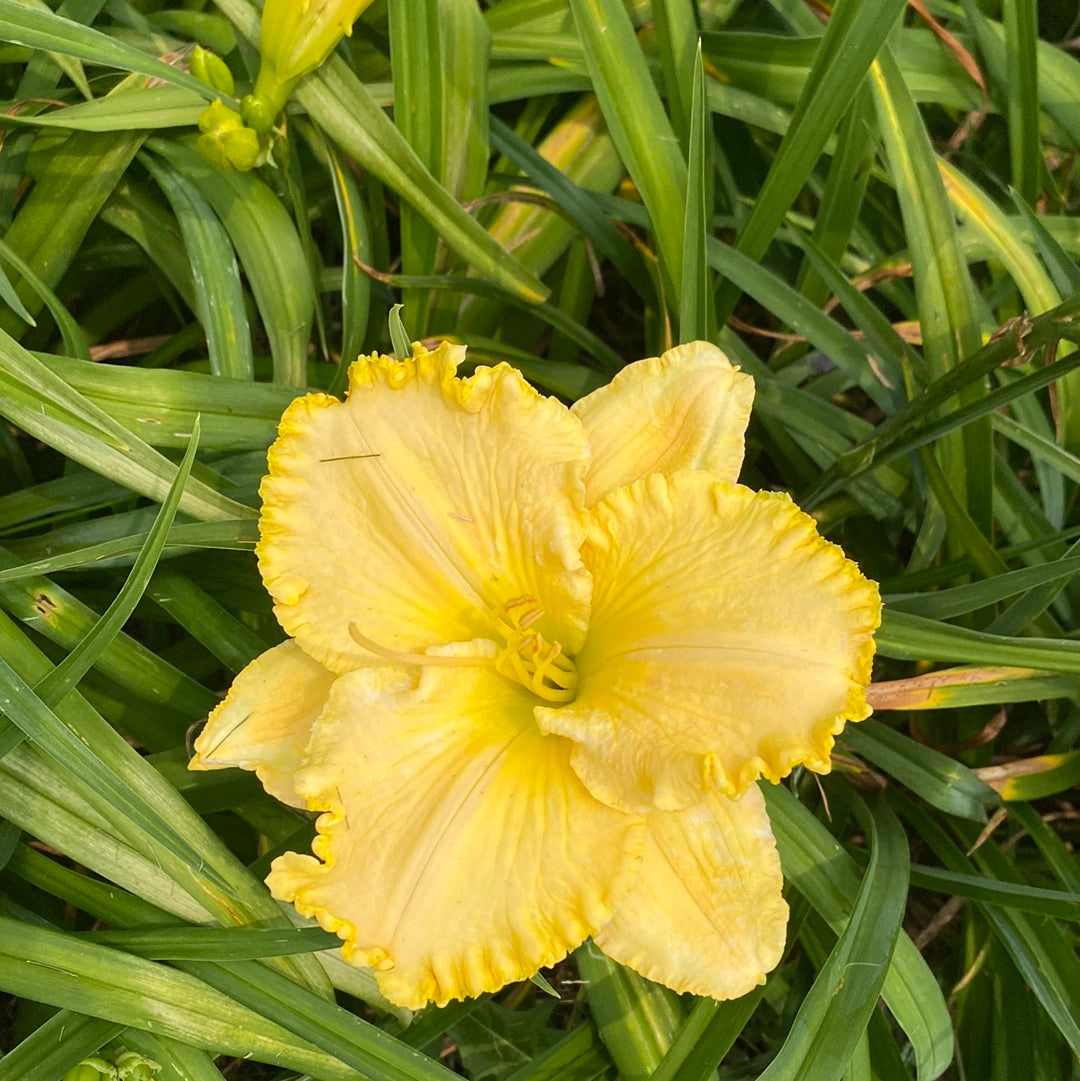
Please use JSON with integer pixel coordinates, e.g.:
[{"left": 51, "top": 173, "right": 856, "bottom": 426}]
[{"left": 190, "top": 340, "right": 880, "bottom": 1009}]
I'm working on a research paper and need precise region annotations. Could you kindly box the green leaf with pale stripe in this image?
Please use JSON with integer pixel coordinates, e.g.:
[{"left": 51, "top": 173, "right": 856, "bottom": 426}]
[
  {"left": 142, "top": 157, "right": 254, "bottom": 381},
  {"left": 765, "top": 786, "right": 954, "bottom": 1081},
  {"left": 679, "top": 41, "right": 710, "bottom": 343},
  {"left": 714, "top": 0, "right": 907, "bottom": 319},
  {"left": 0, "top": 0, "right": 217, "bottom": 98},
  {"left": 757, "top": 795, "right": 908, "bottom": 1081},
  {"left": 567, "top": 0, "right": 687, "bottom": 301}
]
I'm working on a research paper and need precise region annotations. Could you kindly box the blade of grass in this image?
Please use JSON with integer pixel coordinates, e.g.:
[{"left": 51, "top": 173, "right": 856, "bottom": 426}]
[
  {"left": 878, "top": 608, "right": 1080, "bottom": 671},
  {"left": 906, "top": 863, "right": 1080, "bottom": 921},
  {"left": 796, "top": 85, "right": 875, "bottom": 309},
  {"left": 714, "top": 0, "right": 908, "bottom": 320},
  {"left": 764, "top": 785, "right": 954, "bottom": 1081},
  {"left": 182, "top": 957, "right": 472, "bottom": 1081},
  {"left": 487, "top": 116, "right": 649, "bottom": 298},
  {"left": 502, "top": 1021, "right": 614, "bottom": 1081},
  {"left": 0, "top": 1010, "right": 124, "bottom": 1081},
  {"left": 575, "top": 942, "right": 684, "bottom": 1081},
  {"left": 389, "top": 0, "right": 491, "bottom": 331},
  {"left": 0, "top": 920, "right": 361, "bottom": 1081},
  {"left": 147, "top": 567, "right": 268, "bottom": 673},
  {"left": 0, "top": 608, "right": 331, "bottom": 992},
  {"left": 993, "top": 0, "right": 1040, "bottom": 203},
  {"left": 1009, "top": 191, "right": 1080, "bottom": 296},
  {"left": 868, "top": 665, "right": 1080, "bottom": 710},
  {"left": 0, "top": 428, "right": 240, "bottom": 893},
  {"left": 31, "top": 349, "right": 294, "bottom": 452},
  {"left": 307, "top": 125, "right": 372, "bottom": 372},
  {"left": 0, "top": 0, "right": 217, "bottom": 98},
  {"left": 0, "top": 743, "right": 217, "bottom": 924},
  {"left": 757, "top": 794, "right": 908, "bottom": 1081},
  {"left": 567, "top": 0, "right": 687, "bottom": 301},
  {"left": 146, "top": 139, "right": 315, "bottom": 388},
  {"left": 141, "top": 157, "right": 254, "bottom": 381},
  {"left": 0, "top": 128, "right": 142, "bottom": 338},
  {"left": 83, "top": 925, "right": 340, "bottom": 960},
  {"left": 652, "top": 0, "right": 697, "bottom": 148},
  {"left": 0, "top": 236, "right": 90, "bottom": 357},
  {"left": 0, "top": 519, "right": 257, "bottom": 581},
  {"left": 803, "top": 292, "right": 1080, "bottom": 507},
  {"left": 650, "top": 989, "right": 764, "bottom": 1081},
  {"left": 896, "top": 795, "right": 1080, "bottom": 1057},
  {"left": 680, "top": 42, "right": 710, "bottom": 343},
  {"left": 0, "top": 84, "right": 206, "bottom": 131},
  {"left": 842, "top": 720, "right": 998, "bottom": 822},
  {"left": 0, "top": 331, "right": 253, "bottom": 521},
  {"left": 869, "top": 44, "right": 988, "bottom": 537},
  {"left": 32, "top": 416, "right": 199, "bottom": 708}
]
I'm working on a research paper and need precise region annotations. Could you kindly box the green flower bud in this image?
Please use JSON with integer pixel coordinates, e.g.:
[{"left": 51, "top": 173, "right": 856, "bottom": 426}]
[
  {"left": 249, "top": 0, "right": 375, "bottom": 128},
  {"left": 190, "top": 45, "right": 235, "bottom": 97},
  {"left": 116, "top": 1051, "right": 161, "bottom": 1081},
  {"left": 196, "top": 100, "right": 263, "bottom": 170},
  {"left": 239, "top": 92, "right": 279, "bottom": 136},
  {"left": 197, "top": 98, "right": 243, "bottom": 136},
  {"left": 62, "top": 1060, "right": 116, "bottom": 1081},
  {"left": 197, "top": 124, "right": 262, "bottom": 171}
]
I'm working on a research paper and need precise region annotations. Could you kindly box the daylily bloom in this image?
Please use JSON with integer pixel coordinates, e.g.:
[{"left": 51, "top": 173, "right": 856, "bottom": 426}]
[{"left": 190, "top": 340, "right": 880, "bottom": 1009}]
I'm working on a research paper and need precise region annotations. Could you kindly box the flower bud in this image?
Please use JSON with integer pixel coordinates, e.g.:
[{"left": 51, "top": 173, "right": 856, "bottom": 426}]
[
  {"left": 196, "top": 99, "right": 262, "bottom": 171},
  {"left": 62, "top": 1060, "right": 116, "bottom": 1081},
  {"left": 189, "top": 45, "right": 236, "bottom": 97},
  {"left": 248, "top": 0, "right": 374, "bottom": 125},
  {"left": 115, "top": 1051, "right": 161, "bottom": 1080}
]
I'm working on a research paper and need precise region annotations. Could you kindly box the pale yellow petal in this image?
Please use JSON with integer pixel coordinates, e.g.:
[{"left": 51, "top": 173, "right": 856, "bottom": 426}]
[
  {"left": 257, "top": 342, "right": 591, "bottom": 673},
  {"left": 538, "top": 471, "right": 880, "bottom": 812},
  {"left": 594, "top": 784, "right": 787, "bottom": 1000},
  {"left": 572, "top": 341, "right": 754, "bottom": 505},
  {"left": 189, "top": 641, "right": 335, "bottom": 808},
  {"left": 265, "top": 654, "right": 644, "bottom": 1009}
]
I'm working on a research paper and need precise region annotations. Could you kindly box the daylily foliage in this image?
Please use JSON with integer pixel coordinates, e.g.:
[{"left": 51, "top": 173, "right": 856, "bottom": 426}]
[{"left": 191, "top": 341, "right": 880, "bottom": 1009}]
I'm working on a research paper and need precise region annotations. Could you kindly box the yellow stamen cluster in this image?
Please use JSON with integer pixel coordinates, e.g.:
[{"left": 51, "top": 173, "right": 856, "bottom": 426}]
[{"left": 491, "top": 596, "right": 578, "bottom": 703}]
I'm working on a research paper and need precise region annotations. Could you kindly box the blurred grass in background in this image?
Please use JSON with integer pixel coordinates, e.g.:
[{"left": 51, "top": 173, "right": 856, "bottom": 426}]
[{"left": 0, "top": 1, "right": 1079, "bottom": 1078}]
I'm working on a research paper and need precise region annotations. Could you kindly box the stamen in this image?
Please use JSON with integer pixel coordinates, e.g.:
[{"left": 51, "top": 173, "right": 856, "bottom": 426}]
[
  {"left": 348, "top": 623, "right": 492, "bottom": 668},
  {"left": 489, "top": 596, "right": 578, "bottom": 703}
]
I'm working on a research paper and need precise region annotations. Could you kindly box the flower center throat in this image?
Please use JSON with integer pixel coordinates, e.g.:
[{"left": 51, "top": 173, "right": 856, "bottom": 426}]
[{"left": 347, "top": 595, "right": 577, "bottom": 703}]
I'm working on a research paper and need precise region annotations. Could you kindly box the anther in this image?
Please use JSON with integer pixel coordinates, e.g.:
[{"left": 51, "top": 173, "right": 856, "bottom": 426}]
[{"left": 488, "top": 596, "right": 578, "bottom": 703}]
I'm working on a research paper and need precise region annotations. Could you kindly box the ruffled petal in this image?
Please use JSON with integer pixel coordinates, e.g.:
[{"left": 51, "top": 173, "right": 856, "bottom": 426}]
[
  {"left": 189, "top": 641, "right": 335, "bottom": 808},
  {"left": 572, "top": 341, "right": 754, "bottom": 506},
  {"left": 257, "top": 342, "right": 592, "bottom": 673},
  {"left": 594, "top": 784, "right": 787, "bottom": 1000},
  {"left": 265, "top": 653, "right": 644, "bottom": 1009},
  {"left": 538, "top": 471, "right": 880, "bottom": 812}
]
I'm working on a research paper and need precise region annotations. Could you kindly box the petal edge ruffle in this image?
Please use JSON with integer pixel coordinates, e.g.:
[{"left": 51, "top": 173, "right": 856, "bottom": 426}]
[
  {"left": 572, "top": 341, "right": 754, "bottom": 505},
  {"left": 538, "top": 471, "right": 880, "bottom": 812},
  {"left": 257, "top": 343, "right": 592, "bottom": 673},
  {"left": 265, "top": 656, "right": 644, "bottom": 1009}
]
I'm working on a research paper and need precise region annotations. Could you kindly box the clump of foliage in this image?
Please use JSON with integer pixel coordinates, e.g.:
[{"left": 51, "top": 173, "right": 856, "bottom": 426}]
[{"left": 0, "top": 1, "right": 1078, "bottom": 1080}]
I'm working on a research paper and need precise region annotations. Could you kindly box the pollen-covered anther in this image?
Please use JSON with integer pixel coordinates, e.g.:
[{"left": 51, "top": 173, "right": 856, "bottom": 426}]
[{"left": 491, "top": 596, "right": 578, "bottom": 703}]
